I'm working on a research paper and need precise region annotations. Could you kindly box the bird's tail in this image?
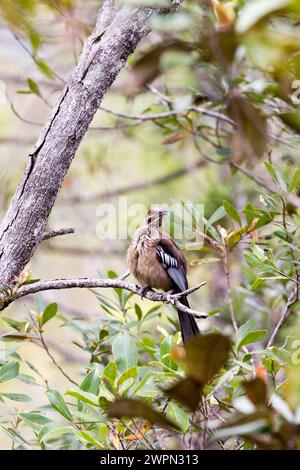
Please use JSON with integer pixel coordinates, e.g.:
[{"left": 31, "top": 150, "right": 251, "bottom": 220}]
[{"left": 177, "top": 296, "right": 200, "bottom": 344}]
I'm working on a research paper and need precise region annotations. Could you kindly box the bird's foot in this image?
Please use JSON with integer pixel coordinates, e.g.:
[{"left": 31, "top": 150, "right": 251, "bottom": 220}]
[
  {"left": 139, "top": 285, "right": 153, "bottom": 299},
  {"left": 162, "top": 290, "right": 176, "bottom": 304}
]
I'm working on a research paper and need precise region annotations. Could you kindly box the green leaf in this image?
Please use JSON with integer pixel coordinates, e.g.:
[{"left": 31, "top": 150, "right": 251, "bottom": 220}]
[
  {"left": 134, "top": 303, "right": 142, "bottom": 321},
  {"left": 103, "top": 361, "right": 117, "bottom": 388},
  {"left": 38, "top": 422, "right": 73, "bottom": 444},
  {"left": 112, "top": 331, "right": 138, "bottom": 372},
  {"left": 117, "top": 366, "right": 138, "bottom": 388},
  {"left": 46, "top": 389, "right": 73, "bottom": 421},
  {"left": 27, "top": 78, "right": 41, "bottom": 97},
  {"left": 185, "top": 334, "right": 230, "bottom": 384},
  {"left": 80, "top": 364, "right": 102, "bottom": 395},
  {"left": 19, "top": 412, "right": 50, "bottom": 426},
  {"left": 34, "top": 293, "right": 45, "bottom": 313},
  {"left": 0, "top": 361, "right": 19, "bottom": 383},
  {"left": 41, "top": 302, "right": 58, "bottom": 326},
  {"left": 223, "top": 200, "right": 242, "bottom": 226},
  {"left": 208, "top": 206, "right": 226, "bottom": 226},
  {"left": 36, "top": 58, "right": 54, "bottom": 78},
  {"left": 166, "top": 402, "right": 189, "bottom": 433},
  {"left": 280, "top": 110, "right": 300, "bottom": 134},
  {"left": 65, "top": 389, "right": 99, "bottom": 407},
  {"left": 236, "top": 320, "right": 267, "bottom": 352},
  {"left": 261, "top": 357, "right": 280, "bottom": 375},
  {"left": 108, "top": 398, "right": 180, "bottom": 430},
  {"left": 0, "top": 393, "right": 31, "bottom": 402},
  {"left": 235, "top": 0, "right": 291, "bottom": 34},
  {"left": 236, "top": 319, "right": 255, "bottom": 348},
  {"left": 74, "top": 429, "right": 104, "bottom": 449},
  {"left": 289, "top": 168, "right": 300, "bottom": 192},
  {"left": 1, "top": 317, "right": 28, "bottom": 331},
  {"left": 244, "top": 247, "right": 277, "bottom": 275},
  {"left": 264, "top": 162, "right": 287, "bottom": 191},
  {"left": 160, "top": 335, "right": 178, "bottom": 370},
  {"left": 1, "top": 426, "right": 32, "bottom": 450}
]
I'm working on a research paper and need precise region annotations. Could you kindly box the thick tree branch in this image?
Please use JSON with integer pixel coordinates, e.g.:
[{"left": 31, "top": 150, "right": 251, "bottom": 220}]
[
  {"left": 0, "top": 0, "right": 156, "bottom": 291},
  {"left": 0, "top": 277, "right": 208, "bottom": 319}
]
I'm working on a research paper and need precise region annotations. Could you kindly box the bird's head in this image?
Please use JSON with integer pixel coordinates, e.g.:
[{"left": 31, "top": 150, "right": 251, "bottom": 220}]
[{"left": 146, "top": 207, "right": 168, "bottom": 228}]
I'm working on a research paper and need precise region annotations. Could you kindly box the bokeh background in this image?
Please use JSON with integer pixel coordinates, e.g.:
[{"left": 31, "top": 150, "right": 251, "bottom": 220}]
[{"left": 1, "top": 0, "right": 300, "bottom": 450}]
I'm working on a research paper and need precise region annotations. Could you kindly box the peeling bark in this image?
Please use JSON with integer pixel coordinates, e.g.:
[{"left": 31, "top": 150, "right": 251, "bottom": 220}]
[{"left": 0, "top": 1, "right": 154, "bottom": 289}]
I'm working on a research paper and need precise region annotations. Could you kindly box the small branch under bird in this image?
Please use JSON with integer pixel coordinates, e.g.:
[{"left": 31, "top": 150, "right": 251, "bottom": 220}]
[{"left": 127, "top": 208, "right": 201, "bottom": 344}]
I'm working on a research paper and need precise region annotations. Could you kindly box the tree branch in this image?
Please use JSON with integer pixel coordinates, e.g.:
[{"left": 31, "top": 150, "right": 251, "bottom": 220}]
[
  {"left": 42, "top": 228, "right": 75, "bottom": 241},
  {"left": 98, "top": 103, "right": 235, "bottom": 125},
  {"left": 65, "top": 159, "right": 207, "bottom": 203},
  {"left": 0, "top": 277, "right": 208, "bottom": 319}
]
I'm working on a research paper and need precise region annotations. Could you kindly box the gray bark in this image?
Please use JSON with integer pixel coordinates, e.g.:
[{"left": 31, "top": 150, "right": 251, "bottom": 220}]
[
  {"left": 0, "top": 1, "right": 153, "bottom": 289},
  {"left": 1, "top": 276, "right": 208, "bottom": 319}
]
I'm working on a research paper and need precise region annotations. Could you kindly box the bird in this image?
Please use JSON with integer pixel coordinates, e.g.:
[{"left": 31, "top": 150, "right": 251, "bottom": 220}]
[{"left": 127, "top": 208, "right": 200, "bottom": 344}]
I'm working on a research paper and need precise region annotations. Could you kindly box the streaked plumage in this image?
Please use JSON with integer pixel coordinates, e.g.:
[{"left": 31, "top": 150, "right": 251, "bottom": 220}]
[{"left": 127, "top": 209, "right": 200, "bottom": 344}]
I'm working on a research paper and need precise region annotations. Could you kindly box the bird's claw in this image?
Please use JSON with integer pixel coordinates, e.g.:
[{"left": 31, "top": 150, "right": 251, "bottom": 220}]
[
  {"left": 139, "top": 286, "right": 153, "bottom": 299},
  {"left": 162, "top": 291, "right": 175, "bottom": 304}
]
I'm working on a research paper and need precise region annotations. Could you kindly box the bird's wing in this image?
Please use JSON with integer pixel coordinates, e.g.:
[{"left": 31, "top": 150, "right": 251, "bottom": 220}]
[{"left": 156, "top": 238, "right": 188, "bottom": 292}]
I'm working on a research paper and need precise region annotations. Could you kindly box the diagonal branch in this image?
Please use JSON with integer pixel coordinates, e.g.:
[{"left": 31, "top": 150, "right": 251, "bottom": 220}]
[
  {"left": 267, "top": 285, "right": 299, "bottom": 348},
  {"left": 65, "top": 159, "right": 207, "bottom": 203},
  {"left": 42, "top": 228, "right": 75, "bottom": 241}
]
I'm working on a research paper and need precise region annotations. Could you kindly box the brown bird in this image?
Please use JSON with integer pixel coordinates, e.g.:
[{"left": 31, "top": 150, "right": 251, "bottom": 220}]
[{"left": 127, "top": 208, "right": 200, "bottom": 344}]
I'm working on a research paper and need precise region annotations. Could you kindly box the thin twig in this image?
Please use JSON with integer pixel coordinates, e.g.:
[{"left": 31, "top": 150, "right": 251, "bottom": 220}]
[
  {"left": 38, "top": 331, "right": 79, "bottom": 386},
  {"left": 267, "top": 286, "right": 299, "bottom": 348},
  {"left": 6, "top": 91, "right": 43, "bottom": 126},
  {"left": 172, "top": 282, "right": 207, "bottom": 298},
  {"left": 89, "top": 121, "right": 144, "bottom": 131},
  {"left": 42, "top": 228, "right": 75, "bottom": 241},
  {"left": 64, "top": 159, "right": 207, "bottom": 203},
  {"left": 99, "top": 104, "right": 235, "bottom": 125}
]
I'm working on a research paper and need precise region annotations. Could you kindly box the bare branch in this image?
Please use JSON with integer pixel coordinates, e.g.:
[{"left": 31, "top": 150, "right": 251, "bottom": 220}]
[
  {"left": 1, "top": 277, "right": 208, "bottom": 319},
  {"left": 99, "top": 103, "right": 235, "bottom": 125},
  {"left": 99, "top": 105, "right": 182, "bottom": 121},
  {"left": 38, "top": 331, "right": 79, "bottom": 386},
  {"left": 267, "top": 285, "right": 299, "bottom": 348},
  {"left": 5, "top": 90, "right": 43, "bottom": 126},
  {"left": 42, "top": 228, "right": 75, "bottom": 241},
  {"left": 89, "top": 121, "right": 144, "bottom": 131},
  {"left": 65, "top": 159, "right": 207, "bottom": 203},
  {"left": 231, "top": 161, "right": 300, "bottom": 209},
  {"left": 172, "top": 281, "right": 207, "bottom": 298}
]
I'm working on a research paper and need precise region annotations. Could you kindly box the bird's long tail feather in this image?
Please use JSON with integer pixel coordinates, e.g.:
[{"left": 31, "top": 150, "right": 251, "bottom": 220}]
[{"left": 177, "top": 296, "right": 200, "bottom": 344}]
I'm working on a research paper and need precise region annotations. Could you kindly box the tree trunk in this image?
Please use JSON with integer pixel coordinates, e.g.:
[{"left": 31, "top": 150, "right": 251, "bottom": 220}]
[{"left": 0, "top": 1, "right": 153, "bottom": 290}]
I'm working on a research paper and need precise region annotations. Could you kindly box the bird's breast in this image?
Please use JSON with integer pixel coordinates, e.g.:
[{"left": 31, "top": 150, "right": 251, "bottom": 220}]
[{"left": 127, "top": 232, "right": 172, "bottom": 291}]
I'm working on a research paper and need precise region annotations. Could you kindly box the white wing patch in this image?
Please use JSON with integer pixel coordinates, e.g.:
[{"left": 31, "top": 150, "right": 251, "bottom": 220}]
[{"left": 156, "top": 245, "right": 178, "bottom": 269}]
